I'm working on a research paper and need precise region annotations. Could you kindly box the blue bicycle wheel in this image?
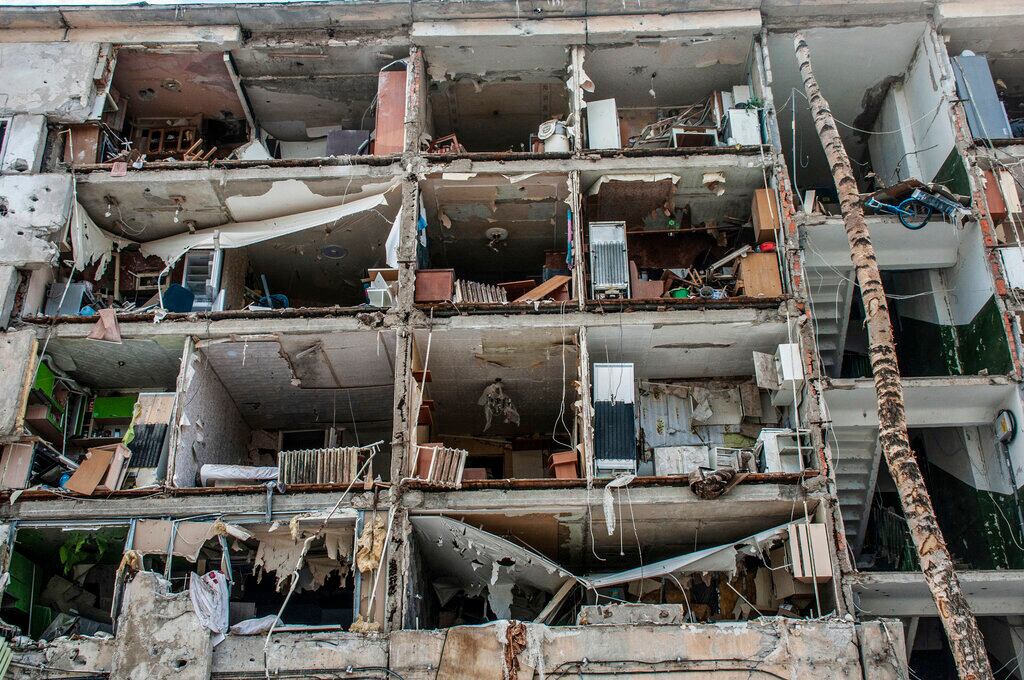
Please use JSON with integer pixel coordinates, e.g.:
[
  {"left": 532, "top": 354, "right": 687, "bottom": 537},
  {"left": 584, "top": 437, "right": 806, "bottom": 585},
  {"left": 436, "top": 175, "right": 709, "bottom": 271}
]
[{"left": 897, "top": 198, "right": 932, "bottom": 230}]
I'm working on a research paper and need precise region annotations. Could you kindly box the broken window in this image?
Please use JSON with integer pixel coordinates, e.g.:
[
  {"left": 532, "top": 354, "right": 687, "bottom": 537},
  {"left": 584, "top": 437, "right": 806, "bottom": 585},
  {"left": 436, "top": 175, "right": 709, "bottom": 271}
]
[
  {"left": 580, "top": 34, "right": 765, "bottom": 152},
  {"left": 585, "top": 320, "right": 812, "bottom": 481},
  {"left": 421, "top": 43, "right": 572, "bottom": 154},
  {"left": 58, "top": 175, "right": 402, "bottom": 316},
  {"left": 416, "top": 173, "right": 573, "bottom": 305},
  {"left": 3, "top": 525, "right": 128, "bottom": 640},
  {"left": 408, "top": 327, "right": 581, "bottom": 482},
  {"left": 4, "top": 337, "right": 184, "bottom": 492},
  {"left": 125, "top": 516, "right": 361, "bottom": 634},
  {"left": 173, "top": 332, "right": 395, "bottom": 489},
  {"left": 581, "top": 169, "right": 785, "bottom": 303}
]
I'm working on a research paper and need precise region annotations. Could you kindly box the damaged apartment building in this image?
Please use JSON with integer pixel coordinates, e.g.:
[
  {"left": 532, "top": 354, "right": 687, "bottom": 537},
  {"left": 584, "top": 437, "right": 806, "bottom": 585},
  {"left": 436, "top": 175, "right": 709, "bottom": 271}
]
[{"left": 0, "top": 0, "right": 1022, "bottom": 678}]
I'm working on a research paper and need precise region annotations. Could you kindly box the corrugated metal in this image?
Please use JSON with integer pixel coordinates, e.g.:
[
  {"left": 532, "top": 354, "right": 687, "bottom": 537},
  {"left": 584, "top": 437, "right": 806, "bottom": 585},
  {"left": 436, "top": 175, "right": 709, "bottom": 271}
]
[
  {"left": 594, "top": 401, "right": 636, "bottom": 462},
  {"left": 277, "top": 446, "right": 360, "bottom": 485}
]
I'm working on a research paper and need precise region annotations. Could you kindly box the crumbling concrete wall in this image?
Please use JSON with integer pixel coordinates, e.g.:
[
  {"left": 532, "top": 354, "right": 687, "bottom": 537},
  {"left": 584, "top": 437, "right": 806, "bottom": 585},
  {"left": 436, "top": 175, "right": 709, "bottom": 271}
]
[
  {"left": 8, "top": 635, "right": 113, "bottom": 679},
  {"left": 0, "top": 174, "right": 73, "bottom": 269},
  {"left": 212, "top": 631, "right": 389, "bottom": 675},
  {"left": 0, "top": 329, "right": 35, "bottom": 438},
  {"left": 389, "top": 618, "right": 907, "bottom": 680},
  {"left": 110, "top": 571, "right": 212, "bottom": 680},
  {"left": 0, "top": 42, "right": 104, "bottom": 122},
  {"left": 173, "top": 349, "right": 251, "bottom": 487}
]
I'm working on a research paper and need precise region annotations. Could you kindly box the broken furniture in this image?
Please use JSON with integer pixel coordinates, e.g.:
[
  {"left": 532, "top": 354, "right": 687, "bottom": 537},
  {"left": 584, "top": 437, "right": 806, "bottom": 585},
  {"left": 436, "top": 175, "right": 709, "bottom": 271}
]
[
  {"left": 64, "top": 443, "right": 132, "bottom": 496},
  {"left": 25, "top": 361, "right": 87, "bottom": 446},
  {"left": 0, "top": 441, "right": 78, "bottom": 490},
  {"left": 130, "top": 115, "right": 205, "bottom": 160},
  {"left": 754, "top": 429, "right": 811, "bottom": 473},
  {"left": 513, "top": 275, "right": 571, "bottom": 303},
  {"left": 366, "top": 268, "right": 399, "bottom": 307},
  {"left": 412, "top": 444, "right": 468, "bottom": 486},
  {"left": 426, "top": 134, "right": 467, "bottom": 155},
  {"left": 414, "top": 269, "right": 455, "bottom": 303},
  {"left": 199, "top": 464, "right": 278, "bottom": 487}
]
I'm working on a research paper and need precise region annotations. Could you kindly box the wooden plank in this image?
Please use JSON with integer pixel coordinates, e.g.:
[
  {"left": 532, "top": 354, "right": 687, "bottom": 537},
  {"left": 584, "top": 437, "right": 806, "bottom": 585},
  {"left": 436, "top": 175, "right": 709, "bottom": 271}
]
[
  {"left": 64, "top": 447, "right": 114, "bottom": 496},
  {"left": 0, "top": 443, "right": 34, "bottom": 489},
  {"left": 737, "top": 253, "right": 782, "bottom": 298},
  {"left": 513, "top": 275, "right": 571, "bottom": 303}
]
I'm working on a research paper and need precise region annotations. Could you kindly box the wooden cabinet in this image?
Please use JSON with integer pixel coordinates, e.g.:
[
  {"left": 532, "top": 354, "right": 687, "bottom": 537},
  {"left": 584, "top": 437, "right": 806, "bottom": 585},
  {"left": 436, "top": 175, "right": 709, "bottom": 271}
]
[{"left": 374, "top": 69, "right": 407, "bottom": 155}]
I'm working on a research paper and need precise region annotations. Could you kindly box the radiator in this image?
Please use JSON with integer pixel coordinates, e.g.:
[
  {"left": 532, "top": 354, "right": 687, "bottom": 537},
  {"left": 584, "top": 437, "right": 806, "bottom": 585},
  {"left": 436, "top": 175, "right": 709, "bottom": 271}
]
[
  {"left": 589, "top": 222, "right": 629, "bottom": 298},
  {"left": 278, "top": 446, "right": 360, "bottom": 485}
]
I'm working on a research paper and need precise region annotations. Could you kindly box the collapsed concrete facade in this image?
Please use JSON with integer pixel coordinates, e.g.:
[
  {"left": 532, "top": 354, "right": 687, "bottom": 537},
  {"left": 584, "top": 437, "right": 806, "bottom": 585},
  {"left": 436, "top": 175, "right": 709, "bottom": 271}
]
[{"left": 0, "top": 0, "right": 1021, "bottom": 678}]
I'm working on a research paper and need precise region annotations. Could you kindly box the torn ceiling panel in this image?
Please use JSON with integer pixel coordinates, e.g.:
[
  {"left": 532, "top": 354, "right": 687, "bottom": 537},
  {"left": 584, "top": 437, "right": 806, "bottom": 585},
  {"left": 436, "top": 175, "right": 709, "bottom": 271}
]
[
  {"left": 584, "top": 163, "right": 767, "bottom": 227},
  {"left": 583, "top": 521, "right": 797, "bottom": 589},
  {"left": 410, "top": 515, "right": 575, "bottom": 618},
  {"left": 137, "top": 182, "right": 397, "bottom": 264},
  {"left": 277, "top": 332, "right": 397, "bottom": 389}
]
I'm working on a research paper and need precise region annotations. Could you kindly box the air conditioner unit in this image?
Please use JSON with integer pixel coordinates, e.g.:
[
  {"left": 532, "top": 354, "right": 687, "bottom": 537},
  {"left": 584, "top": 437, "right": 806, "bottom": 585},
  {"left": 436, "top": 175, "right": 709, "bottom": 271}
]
[
  {"left": 181, "top": 249, "right": 224, "bottom": 312},
  {"left": 589, "top": 221, "right": 629, "bottom": 299},
  {"left": 592, "top": 362, "right": 636, "bottom": 475}
]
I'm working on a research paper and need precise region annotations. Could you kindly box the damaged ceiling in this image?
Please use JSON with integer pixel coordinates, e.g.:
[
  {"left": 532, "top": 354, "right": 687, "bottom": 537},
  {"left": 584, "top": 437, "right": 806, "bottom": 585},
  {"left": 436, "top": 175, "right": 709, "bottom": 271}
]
[
  {"left": 199, "top": 331, "right": 396, "bottom": 432},
  {"left": 232, "top": 40, "right": 410, "bottom": 140},
  {"left": 767, "top": 23, "right": 928, "bottom": 189},
  {"left": 586, "top": 318, "right": 789, "bottom": 379},
  {"left": 582, "top": 161, "right": 768, "bottom": 227},
  {"left": 421, "top": 173, "right": 569, "bottom": 282},
  {"left": 75, "top": 173, "right": 400, "bottom": 304},
  {"left": 414, "top": 326, "right": 578, "bottom": 437},
  {"left": 583, "top": 35, "right": 754, "bottom": 109},
  {"left": 45, "top": 336, "right": 185, "bottom": 389},
  {"left": 113, "top": 49, "right": 245, "bottom": 121}
]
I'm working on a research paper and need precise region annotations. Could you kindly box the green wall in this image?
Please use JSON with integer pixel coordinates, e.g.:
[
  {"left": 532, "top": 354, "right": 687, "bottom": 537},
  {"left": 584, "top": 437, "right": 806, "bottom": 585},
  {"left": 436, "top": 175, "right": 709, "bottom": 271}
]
[{"left": 893, "top": 296, "right": 1012, "bottom": 377}]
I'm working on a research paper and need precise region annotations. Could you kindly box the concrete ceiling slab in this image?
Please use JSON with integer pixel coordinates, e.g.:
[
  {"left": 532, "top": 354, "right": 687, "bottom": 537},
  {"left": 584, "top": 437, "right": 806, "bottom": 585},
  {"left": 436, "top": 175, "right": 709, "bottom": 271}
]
[
  {"left": 46, "top": 336, "right": 184, "bottom": 390},
  {"left": 200, "top": 332, "right": 395, "bottom": 432},
  {"left": 414, "top": 326, "right": 578, "bottom": 437},
  {"left": 587, "top": 318, "right": 789, "bottom": 379}
]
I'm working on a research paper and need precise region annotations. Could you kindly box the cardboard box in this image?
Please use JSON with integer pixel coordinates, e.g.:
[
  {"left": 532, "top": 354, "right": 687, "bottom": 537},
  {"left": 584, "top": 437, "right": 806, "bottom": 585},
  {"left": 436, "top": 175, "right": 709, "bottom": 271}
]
[
  {"left": 787, "top": 523, "right": 833, "bottom": 584},
  {"left": 751, "top": 188, "right": 780, "bottom": 243},
  {"left": 769, "top": 547, "right": 814, "bottom": 600}
]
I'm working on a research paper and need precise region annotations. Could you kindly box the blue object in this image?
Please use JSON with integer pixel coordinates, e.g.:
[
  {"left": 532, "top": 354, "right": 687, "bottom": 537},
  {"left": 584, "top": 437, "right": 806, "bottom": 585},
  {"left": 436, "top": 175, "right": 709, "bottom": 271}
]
[
  {"left": 866, "top": 188, "right": 964, "bottom": 231},
  {"left": 163, "top": 283, "right": 195, "bottom": 313},
  {"left": 258, "top": 293, "right": 289, "bottom": 309},
  {"left": 79, "top": 306, "right": 96, "bottom": 317},
  {"left": 58, "top": 472, "right": 72, "bottom": 488}
]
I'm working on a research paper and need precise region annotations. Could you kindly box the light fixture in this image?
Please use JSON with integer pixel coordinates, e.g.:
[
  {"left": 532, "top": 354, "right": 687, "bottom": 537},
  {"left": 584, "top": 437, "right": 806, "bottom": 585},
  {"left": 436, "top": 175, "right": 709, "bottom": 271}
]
[
  {"left": 173, "top": 205, "right": 181, "bottom": 223},
  {"left": 104, "top": 202, "right": 112, "bottom": 218},
  {"left": 322, "top": 245, "right": 348, "bottom": 259}
]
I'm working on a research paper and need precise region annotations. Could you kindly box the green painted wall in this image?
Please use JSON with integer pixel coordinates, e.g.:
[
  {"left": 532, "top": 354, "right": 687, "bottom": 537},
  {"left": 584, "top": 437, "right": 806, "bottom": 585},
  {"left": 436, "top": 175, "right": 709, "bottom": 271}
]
[
  {"left": 923, "top": 459, "right": 1024, "bottom": 570},
  {"left": 891, "top": 296, "right": 1011, "bottom": 377}
]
